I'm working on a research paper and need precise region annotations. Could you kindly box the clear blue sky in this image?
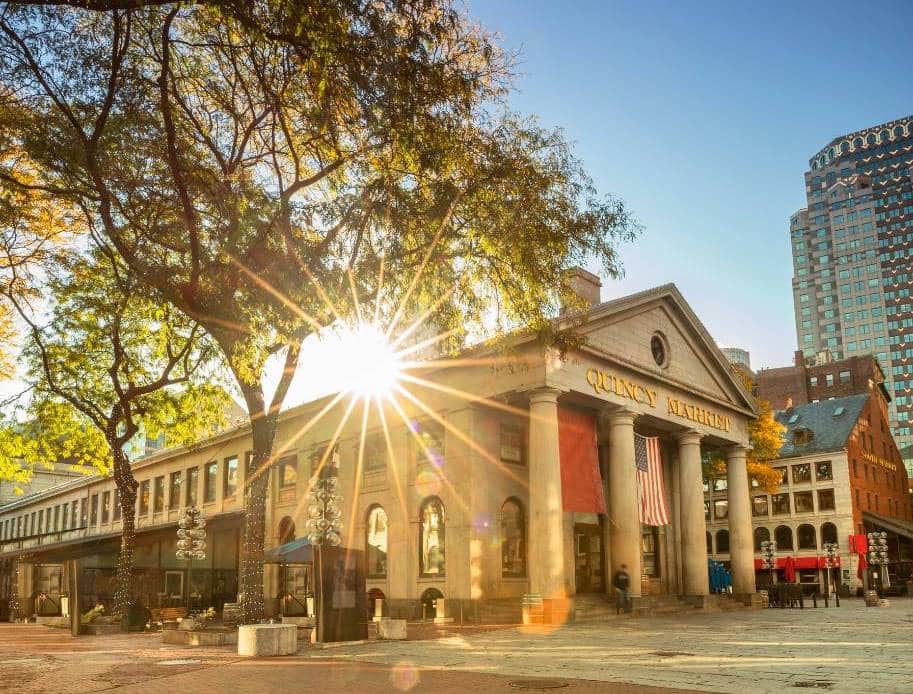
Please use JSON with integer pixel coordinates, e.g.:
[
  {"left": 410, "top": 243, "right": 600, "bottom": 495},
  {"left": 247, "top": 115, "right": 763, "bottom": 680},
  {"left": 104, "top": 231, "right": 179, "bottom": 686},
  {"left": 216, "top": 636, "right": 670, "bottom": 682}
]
[{"left": 468, "top": 0, "right": 913, "bottom": 370}]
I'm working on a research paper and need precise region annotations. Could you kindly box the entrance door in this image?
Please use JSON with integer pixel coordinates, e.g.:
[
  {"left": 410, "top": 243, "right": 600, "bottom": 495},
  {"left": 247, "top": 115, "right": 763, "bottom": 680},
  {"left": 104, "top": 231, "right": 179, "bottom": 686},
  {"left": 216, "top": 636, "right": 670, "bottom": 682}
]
[{"left": 574, "top": 524, "right": 604, "bottom": 593}]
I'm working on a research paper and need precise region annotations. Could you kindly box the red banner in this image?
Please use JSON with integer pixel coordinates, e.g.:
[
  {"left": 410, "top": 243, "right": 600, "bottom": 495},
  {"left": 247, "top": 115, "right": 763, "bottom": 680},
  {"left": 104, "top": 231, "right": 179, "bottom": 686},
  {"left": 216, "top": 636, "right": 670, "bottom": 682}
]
[
  {"left": 558, "top": 408, "right": 605, "bottom": 513},
  {"left": 753, "top": 556, "right": 841, "bottom": 570}
]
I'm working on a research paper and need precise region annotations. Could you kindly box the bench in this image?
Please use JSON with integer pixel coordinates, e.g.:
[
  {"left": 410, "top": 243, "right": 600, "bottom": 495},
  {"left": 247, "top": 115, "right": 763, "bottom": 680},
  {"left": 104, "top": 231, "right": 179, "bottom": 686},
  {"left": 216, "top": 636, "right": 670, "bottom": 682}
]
[{"left": 149, "top": 607, "right": 189, "bottom": 625}]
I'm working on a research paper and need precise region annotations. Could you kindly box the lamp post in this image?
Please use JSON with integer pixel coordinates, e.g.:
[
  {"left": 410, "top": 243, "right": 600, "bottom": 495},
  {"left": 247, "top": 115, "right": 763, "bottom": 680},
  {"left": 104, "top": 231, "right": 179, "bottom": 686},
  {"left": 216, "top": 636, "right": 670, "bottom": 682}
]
[
  {"left": 176, "top": 507, "right": 206, "bottom": 611},
  {"left": 306, "top": 447, "right": 342, "bottom": 643},
  {"left": 867, "top": 531, "right": 889, "bottom": 593},
  {"left": 823, "top": 542, "right": 839, "bottom": 607}
]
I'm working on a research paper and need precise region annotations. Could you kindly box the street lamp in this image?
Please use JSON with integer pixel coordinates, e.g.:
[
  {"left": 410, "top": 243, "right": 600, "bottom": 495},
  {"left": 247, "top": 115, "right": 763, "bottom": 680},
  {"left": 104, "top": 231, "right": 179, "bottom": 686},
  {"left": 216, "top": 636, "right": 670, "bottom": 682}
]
[
  {"left": 867, "top": 531, "right": 889, "bottom": 593},
  {"left": 307, "top": 447, "right": 342, "bottom": 642},
  {"left": 176, "top": 507, "right": 206, "bottom": 610},
  {"left": 822, "top": 542, "right": 839, "bottom": 607}
]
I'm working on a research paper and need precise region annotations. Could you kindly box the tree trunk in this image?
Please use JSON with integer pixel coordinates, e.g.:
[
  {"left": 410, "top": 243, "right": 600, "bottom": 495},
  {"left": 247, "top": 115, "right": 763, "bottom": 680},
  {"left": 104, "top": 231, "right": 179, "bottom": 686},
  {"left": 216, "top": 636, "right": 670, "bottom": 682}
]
[
  {"left": 110, "top": 445, "right": 138, "bottom": 619},
  {"left": 238, "top": 386, "right": 278, "bottom": 625}
]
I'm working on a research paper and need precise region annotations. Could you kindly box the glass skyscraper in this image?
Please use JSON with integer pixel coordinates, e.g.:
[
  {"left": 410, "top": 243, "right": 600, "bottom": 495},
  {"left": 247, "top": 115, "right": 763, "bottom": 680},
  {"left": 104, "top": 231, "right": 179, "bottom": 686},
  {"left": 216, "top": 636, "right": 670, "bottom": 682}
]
[{"left": 790, "top": 115, "right": 913, "bottom": 475}]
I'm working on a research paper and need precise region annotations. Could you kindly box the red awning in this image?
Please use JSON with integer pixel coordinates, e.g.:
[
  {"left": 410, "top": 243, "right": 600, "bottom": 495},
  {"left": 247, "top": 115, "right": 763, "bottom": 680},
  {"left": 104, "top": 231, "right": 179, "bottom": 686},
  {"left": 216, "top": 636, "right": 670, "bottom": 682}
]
[{"left": 753, "top": 555, "right": 840, "bottom": 570}]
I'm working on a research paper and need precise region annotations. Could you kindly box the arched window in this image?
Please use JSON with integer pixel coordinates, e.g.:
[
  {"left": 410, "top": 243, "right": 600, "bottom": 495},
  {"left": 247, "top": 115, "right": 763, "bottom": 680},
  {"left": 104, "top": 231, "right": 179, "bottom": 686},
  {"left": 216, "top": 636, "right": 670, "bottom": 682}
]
[
  {"left": 500, "top": 498, "right": 525, "bottom": 578},
  {"left": 821, "top": 522, "right": 838, "bottom": 546},
  {"left": 853, "top": 137, "right": 863, "bottom": 148},
  {"left": 716, "top": 529, "right": 730, "bottom": 554},
  {"left": 775, "top": 525, "right": 793, "bottom": 550},
  {"left": 840, "top": 141, "right": 849, "bottom": 153},
  {"left": 366, "top": 505, "right": 388, "bottom": 577},
  {"left": 706, "top": 531, "right": 712, "bottom": 554},
  {"left": 419, "top": 497, "right": 445, "bottom": 576},
  {"left": 278, "top": 516, "right": 296, "bottom": 544},
  {"left": 867, "top": 133, "right": 877, "bottom": 145},
  {"left": 754, "top": 526, "right": 770, "bottom": 552},
  {"left": 894, "top": 126, "right": 904, "bottom": 138},
  {"left": 879, "top": 129, "right": 889, "bottom": 142},
  {"left": 797, "top": 523, "right": 817, "bottom": 550}
]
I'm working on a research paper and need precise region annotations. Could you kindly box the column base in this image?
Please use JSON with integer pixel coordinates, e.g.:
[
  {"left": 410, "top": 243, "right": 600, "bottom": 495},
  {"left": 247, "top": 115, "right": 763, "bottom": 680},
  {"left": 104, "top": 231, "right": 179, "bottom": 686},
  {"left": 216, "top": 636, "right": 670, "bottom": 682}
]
[
  {"left": 540, "top": 597, "right": 575, "bottom": 625},
  {"left": 733, "top": 592, "right": 763, "bottom": 609}
]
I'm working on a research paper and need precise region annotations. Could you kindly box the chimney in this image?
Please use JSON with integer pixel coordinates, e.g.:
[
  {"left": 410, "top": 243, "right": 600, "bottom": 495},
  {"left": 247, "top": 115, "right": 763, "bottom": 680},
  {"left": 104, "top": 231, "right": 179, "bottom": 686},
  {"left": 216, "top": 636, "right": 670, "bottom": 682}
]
[{"left": 561, "top": 267, "right": 602, "bottom": 315}]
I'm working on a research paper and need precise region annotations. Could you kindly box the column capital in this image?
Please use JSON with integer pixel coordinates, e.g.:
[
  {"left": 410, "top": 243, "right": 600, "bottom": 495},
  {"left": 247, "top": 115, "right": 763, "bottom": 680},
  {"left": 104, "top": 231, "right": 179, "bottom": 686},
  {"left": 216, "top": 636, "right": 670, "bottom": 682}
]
[
  {"left": 526, "top": 386, "right": 565, "bottom": 406},
  {"left": 603, "top": 407, "right": 637, "bottom": 427},
  {"left": 675, "top": 429, "right": 703, "bottom": 446},
  {"left": 725, "top": 444, "right": 749, "bottom": 461}
]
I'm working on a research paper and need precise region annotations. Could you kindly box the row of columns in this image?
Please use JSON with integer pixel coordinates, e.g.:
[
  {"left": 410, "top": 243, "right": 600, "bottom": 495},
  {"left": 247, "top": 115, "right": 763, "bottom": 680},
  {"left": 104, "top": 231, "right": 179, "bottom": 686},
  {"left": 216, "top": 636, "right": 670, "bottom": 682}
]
[{"left": 527, "top": 388, "right": 755, "bottom": 602}]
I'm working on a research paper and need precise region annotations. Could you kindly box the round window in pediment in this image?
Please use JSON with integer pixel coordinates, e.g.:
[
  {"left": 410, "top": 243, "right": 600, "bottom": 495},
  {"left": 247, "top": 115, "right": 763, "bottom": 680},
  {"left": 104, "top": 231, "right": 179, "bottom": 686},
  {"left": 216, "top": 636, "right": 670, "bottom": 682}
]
[{"left": 651, "top": 332, "right": 669, "bottom": 369}]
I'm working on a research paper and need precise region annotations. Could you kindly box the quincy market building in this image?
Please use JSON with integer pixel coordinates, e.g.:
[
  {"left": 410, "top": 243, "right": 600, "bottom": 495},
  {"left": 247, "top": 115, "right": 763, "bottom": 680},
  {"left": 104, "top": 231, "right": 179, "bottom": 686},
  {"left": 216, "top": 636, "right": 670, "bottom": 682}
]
[{"left": 0, "top": 279, "right": 760, "bottom": 623}]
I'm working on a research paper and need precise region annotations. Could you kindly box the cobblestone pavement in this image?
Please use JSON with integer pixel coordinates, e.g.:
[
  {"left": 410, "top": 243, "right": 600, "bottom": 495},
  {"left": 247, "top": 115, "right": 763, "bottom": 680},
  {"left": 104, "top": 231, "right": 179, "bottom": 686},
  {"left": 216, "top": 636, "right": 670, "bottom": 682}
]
[{"left": 0, "top": 598, "right": 910, "bottom": 693}]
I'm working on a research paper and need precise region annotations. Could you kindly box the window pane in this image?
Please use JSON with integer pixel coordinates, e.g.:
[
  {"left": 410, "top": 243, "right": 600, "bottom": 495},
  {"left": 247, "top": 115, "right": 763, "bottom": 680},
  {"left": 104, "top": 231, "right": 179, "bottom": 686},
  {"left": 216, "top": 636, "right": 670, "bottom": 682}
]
[
  {"left": 500, "top": 423, "right": 525, "bottom": 464},
  {"left": 752, "top": 496, "right": 769, "bottom": 517},
  {"left": 501, "top": 499, "right": 525, "bottom": 577},
  {"left": 169, "top": 471, "right": 182, "bottom": 510},
  {"left": 204, "top": 462, "right": 217, "bottom": 502},
  {"left": 364, "top": 434, "right": 386, "bottom": 472},
  {"left": 797, "top": 524, "right": 817, "bottom": 549},
  {"left": 817, "top": 488, "right": 835, "bottom": 511},
  {"left": 791, "top": 464, "right": 811, "bottom": 483},
  {"left": 366, "top": 506, "right": 388, "bottom": 577},
  {"left": 279, "top": 455, "right": 298, "bottom": 488},
  {"left": 815, "top": 461, "right": 832, "bottom": 481},
  {"left": 414, "top": 420, "right": 444, "bottom": 467},
  {"left": 101, "top": 491, "right": 110, "bottom": 523},
  {"left": 90, "top": 495, "right": 99, "bottom": 525},
  {"left": 713, "top": 499, "right": 728, "bottom": 519},
  {"left": 139, "top": 480, "right": 150, "bottom": 515},
  {"left": 186, "top": 467, "right": 199, "bottom": 506},
  {"left": 113, "top": 492, "right": 121, "bottom": 521},
  {"left": 794, "top": 491, "right": 814, "bottom": 513},
  {"left": 153, "top": 476, "right": 164, "bottom": 513},
  {"left": 224, "top": 456, "right": 238, "bottom": 497},
  {"left": 420, "top": 498, "right": 445, "bottom": 576},
  {"left": 771, "top": 493, "right": 790, "bottom": 515}
]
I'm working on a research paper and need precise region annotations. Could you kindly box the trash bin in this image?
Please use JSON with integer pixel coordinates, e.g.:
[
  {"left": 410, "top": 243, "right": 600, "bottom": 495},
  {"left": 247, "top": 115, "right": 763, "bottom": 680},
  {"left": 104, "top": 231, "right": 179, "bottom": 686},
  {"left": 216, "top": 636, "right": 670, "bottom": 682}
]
[
  {"left": 521, "top": 593, "right": 544, "bottom": 625},
  {"left": 757, "top": 590, "right": 769, "bottom": 609},
  {"left": 864, "top": 590, "right": 879, "bottom": 607}
]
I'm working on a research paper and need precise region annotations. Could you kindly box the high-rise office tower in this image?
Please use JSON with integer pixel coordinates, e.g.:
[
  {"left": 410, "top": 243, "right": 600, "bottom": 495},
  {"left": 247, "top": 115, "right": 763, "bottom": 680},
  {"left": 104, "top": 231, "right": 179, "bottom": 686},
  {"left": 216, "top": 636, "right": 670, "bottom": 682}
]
[{"left": 789, "top": 115, "right": 913, "bottom": 476}]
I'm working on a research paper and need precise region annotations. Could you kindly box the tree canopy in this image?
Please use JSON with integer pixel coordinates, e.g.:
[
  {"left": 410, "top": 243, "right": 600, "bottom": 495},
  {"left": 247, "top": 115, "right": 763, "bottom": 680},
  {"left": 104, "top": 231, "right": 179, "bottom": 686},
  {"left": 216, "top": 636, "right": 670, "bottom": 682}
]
[{"left": 0, "top": 0, "right": 638, "bottom": 621}]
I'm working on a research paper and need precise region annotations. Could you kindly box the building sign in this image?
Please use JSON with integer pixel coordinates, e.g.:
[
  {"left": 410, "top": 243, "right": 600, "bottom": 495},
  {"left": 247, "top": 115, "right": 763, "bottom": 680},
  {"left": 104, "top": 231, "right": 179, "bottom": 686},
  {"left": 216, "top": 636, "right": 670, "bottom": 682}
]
[
  {"left": 861, "top": 450, "right": 897, "bottom": 472},
  {"left": 585, "top": 368, "right": 731, "bottom": 433}
]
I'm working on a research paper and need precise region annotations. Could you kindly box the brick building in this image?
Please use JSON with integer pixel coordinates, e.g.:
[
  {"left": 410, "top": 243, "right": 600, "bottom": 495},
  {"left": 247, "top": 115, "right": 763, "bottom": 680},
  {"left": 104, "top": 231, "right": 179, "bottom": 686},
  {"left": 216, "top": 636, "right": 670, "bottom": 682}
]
[{"left": 757, "top": 350, "right": 888, "bottom": 411}]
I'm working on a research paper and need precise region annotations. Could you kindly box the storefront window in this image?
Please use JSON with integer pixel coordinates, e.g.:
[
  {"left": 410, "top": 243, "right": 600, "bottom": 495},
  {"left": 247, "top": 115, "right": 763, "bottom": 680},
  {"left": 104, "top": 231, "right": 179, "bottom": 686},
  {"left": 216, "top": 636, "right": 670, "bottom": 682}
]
[
  {"left": 815, "top": 461, "right": 832, "bottom": 481},
  {"left": 752, "top": 496, "right": 769, "bottom": 517},
  {"left": 771, "top": 493, "right": 790, "bottom": 515},
  {"left": 794, "top": 491, "right": 814, "bottom": 513},
  {"left": 366, "top": 505, "right": 388, "bottom": 577},
  {"left": 818, "top": 488, "right": 835, "bottom": 511},
  {"left": 791, "top": 463, "right": 811, "bottom": 483},
  {"left": 500, "top": 498, "right": 525, "bottom": 577},
  {"left": 419, "top": 497, "right": 445, "bottom": 576}
]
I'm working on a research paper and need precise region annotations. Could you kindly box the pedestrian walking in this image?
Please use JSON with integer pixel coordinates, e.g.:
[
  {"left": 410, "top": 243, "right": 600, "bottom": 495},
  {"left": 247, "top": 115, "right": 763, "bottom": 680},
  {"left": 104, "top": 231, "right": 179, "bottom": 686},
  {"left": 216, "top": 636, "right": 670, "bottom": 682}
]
[{"left": 613, "top": 564, "right": 632, "bottom": 614}]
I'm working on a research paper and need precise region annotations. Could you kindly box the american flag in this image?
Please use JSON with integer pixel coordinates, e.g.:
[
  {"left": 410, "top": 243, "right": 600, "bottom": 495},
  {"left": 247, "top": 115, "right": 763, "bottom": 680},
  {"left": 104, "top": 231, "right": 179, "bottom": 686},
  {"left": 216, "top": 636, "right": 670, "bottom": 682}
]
[{"left": 634, "top": 433, "right": 669, "bottom": 526}]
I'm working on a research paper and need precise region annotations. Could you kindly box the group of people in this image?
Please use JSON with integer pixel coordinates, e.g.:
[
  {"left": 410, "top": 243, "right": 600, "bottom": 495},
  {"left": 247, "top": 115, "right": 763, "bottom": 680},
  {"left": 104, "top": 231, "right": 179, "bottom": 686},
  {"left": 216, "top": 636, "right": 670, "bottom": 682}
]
[{"left": 611, "top": 560, "right": 733, "bottom": 614}]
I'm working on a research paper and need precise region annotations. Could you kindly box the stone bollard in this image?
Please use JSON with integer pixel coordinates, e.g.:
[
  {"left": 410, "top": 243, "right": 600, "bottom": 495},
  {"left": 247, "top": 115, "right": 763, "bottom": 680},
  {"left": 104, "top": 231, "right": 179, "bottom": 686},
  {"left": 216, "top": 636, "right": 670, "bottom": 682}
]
[
  {"left": 377, "top": 618, "right": 407, "bottom": 640},
  {"left": 864, "top": 590, "right": 880, "bottom": 607}
]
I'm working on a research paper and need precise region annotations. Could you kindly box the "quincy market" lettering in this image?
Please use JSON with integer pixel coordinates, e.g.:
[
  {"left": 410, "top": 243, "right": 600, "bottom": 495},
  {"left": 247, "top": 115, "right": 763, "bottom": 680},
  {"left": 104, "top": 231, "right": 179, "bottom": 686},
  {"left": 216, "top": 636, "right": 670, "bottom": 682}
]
[{"left": 586, "top": 368, "right": 657, "bottom": 408}]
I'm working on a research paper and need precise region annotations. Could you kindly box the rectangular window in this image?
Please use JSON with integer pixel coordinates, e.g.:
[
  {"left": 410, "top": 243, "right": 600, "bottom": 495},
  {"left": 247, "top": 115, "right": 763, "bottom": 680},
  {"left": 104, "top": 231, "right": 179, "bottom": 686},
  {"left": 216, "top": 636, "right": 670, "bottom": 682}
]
[
  {"left": 815, "top": 461, "right": 832, "bottom": 481},
  {"left": 71, "top": 500, "right": 78, "bottom": 528},
  {"left": 839, "top": 370, "right": 851, "bottom": 384},
  {"left": 704, "top": 500, "right": 710, "bottom": 522},
  {"left": 776, "top": 467, "right": 788, "bottom": 486},
  {"left": 186, "top": 467, "right": 199, "bottom": 507},
  {"left": 38, "top": 509, "right": 44, "bottom": 534},
  {"left": 139, "top": 480, "right": 150, "bottom": 515},
  {"left": 101, "top": 491, "right": 110, "bottom": 524},
  {"left": 223, "top": 455, "right": 239, "bottom": 498},
  {"left": 414, "top": 420, "right": 445, "bottom": 467},
  {"left": 771, "top": 493, "right": 790, "bottom": 515},
  {"left": 794, "top": 491, "right": 814, "bottom": 513},
  {"left": 279, "top": 455, "right": 297, "bottom": 489},
  {"left": 713, "top": 499, "right": 728, "bottom": 520},
  {"left": 113, "top": 491, "right": 121, "bottom": 521},
  {"left": 500, "top": 422, "right": 525, "bottom": 464},
  {"left": 752, "top": 496, "right": 769, "bottom": 517},
  {"left": 791, "top": 463, "right": 811, "bottom": 483},
  {"left": 169, "top": 471, "right": 182, "bottom": 510},
  {"left": 53, "top": 505, "right": 60, "bottom": 531},
  {"left": 204, "top": 461, "right": 218, "bottom": 503},
  {"left": 818, "top": 488, "right": 836, "bottom": 511},
  {"left": 153, "top": 476, "right": 165, "bottom": 513},
  {"left": 363, "top": 434, "right": 386, "bottom": 473},
  {"left": 90, "top": 494, "right": 99, "bottom": 526}
]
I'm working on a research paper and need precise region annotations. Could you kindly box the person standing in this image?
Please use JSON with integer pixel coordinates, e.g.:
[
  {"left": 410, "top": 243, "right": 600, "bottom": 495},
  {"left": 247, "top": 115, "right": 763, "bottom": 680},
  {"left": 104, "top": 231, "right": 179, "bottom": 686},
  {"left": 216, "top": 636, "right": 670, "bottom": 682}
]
[{"left": 613, "top": 564, "right": 632, "bottom": 614}]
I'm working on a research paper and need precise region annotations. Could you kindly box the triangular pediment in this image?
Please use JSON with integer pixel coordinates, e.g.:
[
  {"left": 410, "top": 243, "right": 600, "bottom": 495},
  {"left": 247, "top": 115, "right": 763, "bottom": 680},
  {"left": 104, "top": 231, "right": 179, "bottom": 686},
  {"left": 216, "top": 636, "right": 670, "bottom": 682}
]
[{"left": 573, "top": 284, "right": 757, "bottom": 415}]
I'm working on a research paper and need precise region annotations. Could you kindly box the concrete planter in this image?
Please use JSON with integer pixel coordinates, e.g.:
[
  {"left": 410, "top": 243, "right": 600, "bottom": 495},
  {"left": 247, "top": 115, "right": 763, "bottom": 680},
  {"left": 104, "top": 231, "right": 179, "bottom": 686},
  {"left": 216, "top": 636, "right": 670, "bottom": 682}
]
[
  {"left": 162, "top": 628, "right": 238, "bottom": 647},
  {"left": 83, "top": 623, "right": 123, "bottom": 636},
  {"left": 237, "top": 624, "right": 297, "bottom": 657}
]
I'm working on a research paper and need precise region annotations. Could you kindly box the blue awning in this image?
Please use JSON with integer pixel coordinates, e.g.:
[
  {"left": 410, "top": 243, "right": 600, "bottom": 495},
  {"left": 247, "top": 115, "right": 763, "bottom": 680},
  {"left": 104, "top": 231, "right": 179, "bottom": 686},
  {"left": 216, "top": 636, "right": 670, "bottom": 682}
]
[{"left": 263, "top": 537, "right": 313, "bottom": 564}]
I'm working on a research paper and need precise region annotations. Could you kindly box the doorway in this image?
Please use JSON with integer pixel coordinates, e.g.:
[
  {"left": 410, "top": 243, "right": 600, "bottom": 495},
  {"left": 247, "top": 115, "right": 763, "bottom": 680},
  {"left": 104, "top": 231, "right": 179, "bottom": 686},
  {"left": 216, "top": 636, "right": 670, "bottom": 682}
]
[{"left": 574, "top": 524, "right": 604, "bottom": 593}]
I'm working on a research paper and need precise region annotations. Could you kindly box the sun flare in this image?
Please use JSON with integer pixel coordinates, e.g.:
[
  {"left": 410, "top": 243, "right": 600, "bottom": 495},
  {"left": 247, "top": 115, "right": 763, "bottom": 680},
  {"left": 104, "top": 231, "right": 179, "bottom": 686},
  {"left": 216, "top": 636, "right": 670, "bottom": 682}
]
[{"left": 338, "top": 322, "right": 404, "bottom": 399}]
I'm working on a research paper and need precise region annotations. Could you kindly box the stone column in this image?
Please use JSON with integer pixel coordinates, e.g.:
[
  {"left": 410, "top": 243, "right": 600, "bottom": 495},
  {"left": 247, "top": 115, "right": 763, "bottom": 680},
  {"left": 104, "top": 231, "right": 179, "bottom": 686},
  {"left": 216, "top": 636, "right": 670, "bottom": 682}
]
[
  {"left": 527, "top": 388, "right": 567, "bottom": 601},
  {"left": 607, "top": 409, "right": 641, "bottom": 596},
  {"left": 726, "top": 445, "right": 755, "bottom": 596},
  {"left": 677, "top": 430, "right": 708, "bottom": 596}
]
